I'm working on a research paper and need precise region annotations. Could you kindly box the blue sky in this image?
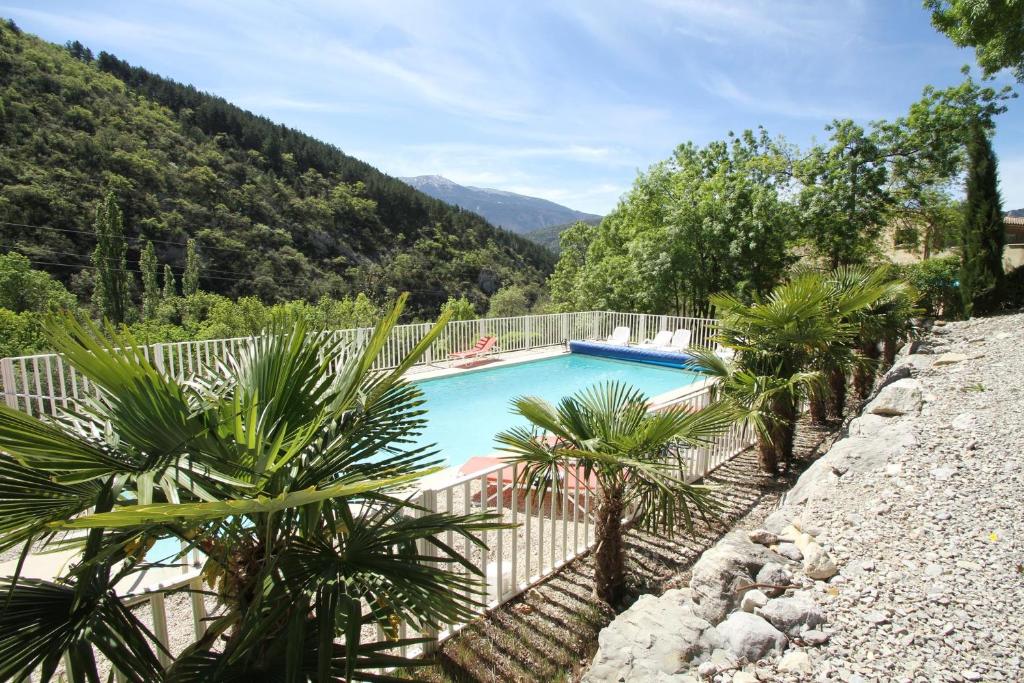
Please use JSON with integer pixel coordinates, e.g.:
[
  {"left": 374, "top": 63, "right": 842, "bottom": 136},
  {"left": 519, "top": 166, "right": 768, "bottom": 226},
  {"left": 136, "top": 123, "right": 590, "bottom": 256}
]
[{"left": 4, "top": 1, "right": 1022, "bottom": 214}]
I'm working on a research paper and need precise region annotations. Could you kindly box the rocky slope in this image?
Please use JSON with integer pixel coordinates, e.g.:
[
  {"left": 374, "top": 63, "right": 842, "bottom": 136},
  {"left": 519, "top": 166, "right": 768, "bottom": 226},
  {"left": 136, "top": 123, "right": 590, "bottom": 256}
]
[{"left": 583, "top": 311, "right": 1024, "bottom": 682}]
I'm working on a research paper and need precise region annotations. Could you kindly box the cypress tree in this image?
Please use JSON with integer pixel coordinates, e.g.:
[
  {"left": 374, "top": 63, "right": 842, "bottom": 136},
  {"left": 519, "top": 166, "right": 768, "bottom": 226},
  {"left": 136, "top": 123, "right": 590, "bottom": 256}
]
[
  {"left": 162, "top": 264, "right": 177, "bottom": 299},
  {"left": 91, "top": 192, "right": 130, "bottom": 323},
  {"left": 960, "top": 121, "right": 1005, "bottom": 316},
  {"left": 183, "top": 239, "right": 200, "bottom": 296},
  {"left": 140, "top": 240, "right": 159, "bottom": 319}
]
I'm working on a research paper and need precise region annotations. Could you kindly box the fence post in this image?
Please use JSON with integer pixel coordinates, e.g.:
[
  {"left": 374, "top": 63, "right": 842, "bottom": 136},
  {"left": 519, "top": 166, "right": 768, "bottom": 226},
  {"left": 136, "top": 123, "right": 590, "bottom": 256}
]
[
  {"left": 524, "top": 315, "right": 533, "bottom": 351},
  {"left": 561, "top": 312, "right": 569, "bottom": 344},
  {"left": 151, "top": 343, "right": 165, "bottom": 375},
  {"left": 417, "top": 488, "right": 440, "bottom": 654},
  {"left": 0, "top": 358, "right": 16, "bottom": 409}
]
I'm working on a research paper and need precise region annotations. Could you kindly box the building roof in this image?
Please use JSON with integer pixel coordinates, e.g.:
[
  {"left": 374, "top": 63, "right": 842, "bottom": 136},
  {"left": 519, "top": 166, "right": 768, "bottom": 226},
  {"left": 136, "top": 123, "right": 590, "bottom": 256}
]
[{"left": 1005, "top": 216, "right": 1024, "bottom": 227}]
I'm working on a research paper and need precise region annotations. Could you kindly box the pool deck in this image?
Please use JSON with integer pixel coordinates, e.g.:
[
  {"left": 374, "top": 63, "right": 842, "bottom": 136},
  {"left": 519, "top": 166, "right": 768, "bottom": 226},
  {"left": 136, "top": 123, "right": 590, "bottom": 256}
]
[{"left": 406, "top": 344, "right": 567, "bottom": 381}]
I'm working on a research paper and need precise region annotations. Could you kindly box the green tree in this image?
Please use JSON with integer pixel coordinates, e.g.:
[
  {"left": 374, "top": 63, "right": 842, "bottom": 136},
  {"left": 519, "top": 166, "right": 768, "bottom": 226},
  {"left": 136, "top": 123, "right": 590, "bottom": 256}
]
[
  {"left": 797, "top": 120, "right": 889, "bottom": 268},
  {"left": 926, "top": 0, "right": 1024, "bottom": 81},
  {"left": 548, "top": 220, "right": 599, "bottom": 310},
  {"left": 555, "top": 130, "right": 796, "bottom": 315},
  {"left": 0, "top": 295, "right": 499, "bottom": 681},
  {"left": 486, "top": 285, "right": 531, "bottom": 318},
  {"left": 439, "top": 295, "right": 477, "bottom": 321},
  {"left": 140, "top": 240, "right": 160, "bottom": 319},
  {"left": 182, "top": 238, "right": 200, "bottom": 296},
  {"left": 960, "top": 120, "right": 1006, "bottom": 315},
  {"left": 497, "top": 383, "right": 729, "bottom": 604},
  {"left": 90, "top": 192, "right": 131, "bottom": 323},
  {"left": 162, "top": 263, "right": 177, "bottom": 299},
  {"left": 0, "top": 253, "right": 76, "bottom": 313}
]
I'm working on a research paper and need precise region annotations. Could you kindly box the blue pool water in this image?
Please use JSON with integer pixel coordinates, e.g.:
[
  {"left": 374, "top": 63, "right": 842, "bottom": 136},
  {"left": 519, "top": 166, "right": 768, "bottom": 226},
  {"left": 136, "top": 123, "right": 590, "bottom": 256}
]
[
  {"left": 142, "top": 354, "right": 701, "bottom": 563},
  {"left": 411, "top": 353, "right": 704, "bottom": 465}
]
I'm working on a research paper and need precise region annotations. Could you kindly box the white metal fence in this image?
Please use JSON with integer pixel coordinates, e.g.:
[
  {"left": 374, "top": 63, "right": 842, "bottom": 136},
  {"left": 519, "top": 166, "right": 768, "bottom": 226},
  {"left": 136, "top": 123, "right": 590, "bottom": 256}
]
[
  {"left": 0, "top": 311, "right": 719, "bottom": 418},
  {"left": 6, "top": 310, "right": 748, "bottom": 678}
]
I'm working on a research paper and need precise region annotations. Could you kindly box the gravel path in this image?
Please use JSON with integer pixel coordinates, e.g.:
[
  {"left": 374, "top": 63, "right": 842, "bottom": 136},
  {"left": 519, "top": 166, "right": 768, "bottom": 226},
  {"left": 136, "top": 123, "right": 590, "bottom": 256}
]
[{"left": 761, "top": 312, "right": 1024, "bottom": 683}]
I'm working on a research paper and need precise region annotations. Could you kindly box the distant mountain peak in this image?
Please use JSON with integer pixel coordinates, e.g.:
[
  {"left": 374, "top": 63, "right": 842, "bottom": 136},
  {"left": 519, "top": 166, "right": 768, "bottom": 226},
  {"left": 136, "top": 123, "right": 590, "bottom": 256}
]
[
  {"left": 400, "top": 175, "right": 602, "bottom": 234},
  {"left": 402, "top": 174, "right": 460, "bottom": 190}
]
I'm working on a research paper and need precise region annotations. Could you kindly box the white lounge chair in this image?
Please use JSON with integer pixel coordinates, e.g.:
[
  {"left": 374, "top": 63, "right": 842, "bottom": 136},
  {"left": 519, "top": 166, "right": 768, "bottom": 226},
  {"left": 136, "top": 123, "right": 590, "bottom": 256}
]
[
  {"left": 605, "top": 326, "right": 630, "bottom": 346},
  {"left": 640, "top": 330, "right": 672, "bottom": 349},
  {"left": 665, "top": 328, "right": 691, "bottom": 352}
]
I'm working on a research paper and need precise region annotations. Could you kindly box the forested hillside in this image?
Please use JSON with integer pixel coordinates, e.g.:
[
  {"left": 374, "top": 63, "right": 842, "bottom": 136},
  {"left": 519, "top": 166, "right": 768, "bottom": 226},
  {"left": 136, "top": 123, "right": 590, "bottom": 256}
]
[
  {"left": 524, "top": 218, "right": 602, "bottom": 253},
  {"left": 0, "top": 21, "right": 555, "bottom": 318}
]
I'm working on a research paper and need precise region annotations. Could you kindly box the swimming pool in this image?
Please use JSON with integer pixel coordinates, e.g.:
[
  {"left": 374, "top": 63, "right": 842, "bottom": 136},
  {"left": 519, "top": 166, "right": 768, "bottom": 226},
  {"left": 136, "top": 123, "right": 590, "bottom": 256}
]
[{"left": 411, "top": 353, "right": 705, "bottom": 466}]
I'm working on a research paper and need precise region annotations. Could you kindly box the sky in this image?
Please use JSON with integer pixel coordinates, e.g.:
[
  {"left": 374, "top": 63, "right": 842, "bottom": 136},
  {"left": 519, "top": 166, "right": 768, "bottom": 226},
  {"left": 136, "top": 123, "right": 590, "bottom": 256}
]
[{"left": 4, "top": 1, "right": 1022, "bottom": 215}]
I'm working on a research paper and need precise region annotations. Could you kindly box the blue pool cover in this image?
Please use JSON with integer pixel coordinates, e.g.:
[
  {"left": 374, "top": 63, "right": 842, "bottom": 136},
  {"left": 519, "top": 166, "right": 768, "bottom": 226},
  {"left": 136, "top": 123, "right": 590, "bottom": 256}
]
[{"left": 569, "top": 340, "right": 703, "bottom": 370}]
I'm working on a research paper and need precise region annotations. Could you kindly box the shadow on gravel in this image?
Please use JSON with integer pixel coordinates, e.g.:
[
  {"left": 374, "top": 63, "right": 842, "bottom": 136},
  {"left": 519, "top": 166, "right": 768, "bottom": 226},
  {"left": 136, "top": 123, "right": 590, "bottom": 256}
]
[{"left": 408, "top": 413, "right": 848, "bottom": 683}]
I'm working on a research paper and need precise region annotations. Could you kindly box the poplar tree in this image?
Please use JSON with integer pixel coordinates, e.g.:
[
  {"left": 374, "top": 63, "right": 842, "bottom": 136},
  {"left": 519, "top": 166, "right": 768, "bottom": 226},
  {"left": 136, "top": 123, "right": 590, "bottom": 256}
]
[
  {"left": 91, "top": 192, "right": 130, "bottom": 323},
  {"left": 140, "top": 240, "right": 160, "bottom": 319},
  {"left": 960, "top": 120, "right": 1005, "bottom": 316},
  {"left": 183, "top": 239, "right": 200, "bottom": 296},
  {"left": 162, "top": 264, "right": 177, "bottom": 299}
]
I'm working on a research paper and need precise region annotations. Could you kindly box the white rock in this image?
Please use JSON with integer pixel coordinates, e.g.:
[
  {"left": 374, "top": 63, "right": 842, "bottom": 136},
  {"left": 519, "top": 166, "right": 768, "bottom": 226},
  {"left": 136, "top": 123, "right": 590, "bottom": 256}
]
[
  {"left": 951, "top": 412, "right": 977, "bottom": 430},
  {"left": 775, "top": 543, "right": 803, "bottom": 562},
  {"left": 748, "top": 529, "right": 779, "bottom": 546},
  {"left": 732, "top": 672, "right": 758, "bottom": 683},
  {"left": 933, "top": 352, "right": 968, "bottom": 365},
  {"left": 802, "top": 543, "right": 838, "bottom": 580},
  {"left": 756, "top": 594, "right": 826, "bottom": 636},
  {"left": 801, "top": 629, "right": 830, "bottom": 645},
  {"left": 583, "top": 590, "right": 720, "bottom": 681},
  {"left": 755, "top": 563, "right": 793, "bottom": 598},
  {"left": 867, "top": 378, "right": 924, "bottom": 416},
  {"left": 716, "top": 612, "right": 788, "bottom": 662},
  {"left": 777, "top": 649, "right": 813, "bottom": 674},
  {"left": 741, "top": 589, "right": 769, "bottom": 612},
  {"left": 930, "top": 466, "right": 956, "bottom": 481}
]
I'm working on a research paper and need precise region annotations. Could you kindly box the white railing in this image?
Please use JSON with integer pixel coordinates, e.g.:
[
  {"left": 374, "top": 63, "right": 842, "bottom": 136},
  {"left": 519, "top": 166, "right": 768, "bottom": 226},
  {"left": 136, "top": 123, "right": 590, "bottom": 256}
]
[{"left": 0, "top": 311, "right": 719, "bottom": 419}]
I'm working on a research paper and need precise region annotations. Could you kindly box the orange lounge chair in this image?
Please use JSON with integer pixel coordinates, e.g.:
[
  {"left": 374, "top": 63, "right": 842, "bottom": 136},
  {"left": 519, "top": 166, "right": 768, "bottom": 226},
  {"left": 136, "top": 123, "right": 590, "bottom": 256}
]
[
  {"left": 448, "top": 335, "right": 497, "bottom": 366},
  {"left": 458, "top": 454, "right": 598, "bottom": 515}
]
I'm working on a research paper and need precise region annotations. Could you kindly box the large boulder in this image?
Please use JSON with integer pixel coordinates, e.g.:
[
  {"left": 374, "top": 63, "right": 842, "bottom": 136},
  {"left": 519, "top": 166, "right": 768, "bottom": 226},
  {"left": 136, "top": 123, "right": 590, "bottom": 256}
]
[
  {"left": 756, "top": 594, "right": 826, "bottom": 636},
  {"left": 716, "top": 612, "right": 788, "bottom": 662},
  {"left": 584, "top": 589, "right": 720, "bottom": 681},
  {"left": 867, "top": 378, "right": 924, "bottom": 416},
  {"left": 689, "top": 531, "right": 785, "bottom": 623}
]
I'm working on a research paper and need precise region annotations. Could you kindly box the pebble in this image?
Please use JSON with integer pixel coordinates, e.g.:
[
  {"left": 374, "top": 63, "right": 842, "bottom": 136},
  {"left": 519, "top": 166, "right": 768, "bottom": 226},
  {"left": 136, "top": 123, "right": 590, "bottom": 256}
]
[{"left": 754, "top": 314, "right": 1024, "bottom": 683}]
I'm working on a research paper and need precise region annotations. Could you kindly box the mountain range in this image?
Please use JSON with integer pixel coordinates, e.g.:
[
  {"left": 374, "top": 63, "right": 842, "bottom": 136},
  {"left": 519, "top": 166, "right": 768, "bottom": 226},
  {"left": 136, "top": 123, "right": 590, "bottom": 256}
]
[
  {"left": 401, "top": 175, "right": 602, "bottom": 235},
  {"left": 0, "top": 21, "right": 554, "bottom": 318}
]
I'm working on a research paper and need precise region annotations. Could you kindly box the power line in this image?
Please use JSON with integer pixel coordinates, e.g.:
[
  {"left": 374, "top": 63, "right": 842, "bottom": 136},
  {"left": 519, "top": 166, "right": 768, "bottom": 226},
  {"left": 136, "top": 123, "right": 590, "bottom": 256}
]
[
  {"left": 0, "top": 220, "right": 262, "bottom": 256},
  {"left": 2, "top": 250, "right": 459, "bottom": 297}
]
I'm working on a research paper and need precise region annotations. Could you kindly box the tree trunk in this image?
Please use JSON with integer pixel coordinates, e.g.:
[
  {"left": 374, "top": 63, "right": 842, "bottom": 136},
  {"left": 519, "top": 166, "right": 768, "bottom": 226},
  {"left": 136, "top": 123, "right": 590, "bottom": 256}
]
[
  {"left": 854, "top": 339, "right": 881, "bottom": 400},
  {"left": 756, "top": 434, "right": 778, "bottom": 476},
  {"left": 826, "top": 368, "right": 846, "bottom": 420},
  {"left": 882, "top": 336, "right": 898, "bottom": 367},
  {"left": 593, "top": 486, "right": 626, "bottom": 604},
  {"left": 808, "top": 394, "right": 827, "bottom": 425}
]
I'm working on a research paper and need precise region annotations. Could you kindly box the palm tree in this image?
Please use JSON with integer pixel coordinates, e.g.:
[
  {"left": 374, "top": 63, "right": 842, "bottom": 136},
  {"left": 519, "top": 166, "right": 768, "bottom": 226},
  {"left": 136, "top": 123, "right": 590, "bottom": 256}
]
[
  {"left": 811, "top": 266, "right": 903, "bottom": 422},
  {"left": 495, "top": 382, "right": 732, "bottom": 605},
  {"left": 828, "top": 266, "right": 920, "bottom": 400},
  {"left": 0, "top": 294, "right": 499, "bottom": 682},
  {"left": 691, "top": 274, "right": 852, "bottom": 475}
]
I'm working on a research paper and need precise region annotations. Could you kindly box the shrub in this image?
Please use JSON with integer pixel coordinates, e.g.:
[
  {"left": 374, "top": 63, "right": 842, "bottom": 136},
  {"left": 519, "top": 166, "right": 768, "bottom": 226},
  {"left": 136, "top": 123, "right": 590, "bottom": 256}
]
[{"left": 898, "top": 256, "right": 963, "bottom": 318}]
